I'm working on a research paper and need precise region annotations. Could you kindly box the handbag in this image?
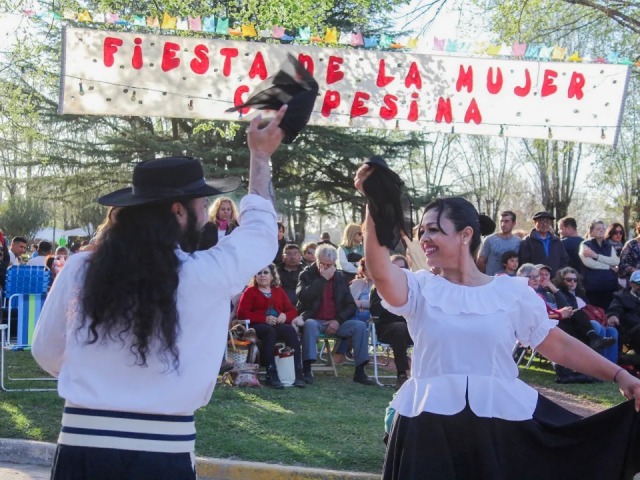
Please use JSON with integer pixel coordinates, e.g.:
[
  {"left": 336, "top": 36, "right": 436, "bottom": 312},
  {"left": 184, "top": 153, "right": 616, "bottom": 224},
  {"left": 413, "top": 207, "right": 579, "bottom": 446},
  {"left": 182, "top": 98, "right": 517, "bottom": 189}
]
[
  {"left": 221, "top": 362, "right": 262, "bottom": 387},
  {"left": 582, "top": 304, "right": 607, "bottom": 326},
  {"left": 274, "top": 344, "right": 296, "bottom": 387}
]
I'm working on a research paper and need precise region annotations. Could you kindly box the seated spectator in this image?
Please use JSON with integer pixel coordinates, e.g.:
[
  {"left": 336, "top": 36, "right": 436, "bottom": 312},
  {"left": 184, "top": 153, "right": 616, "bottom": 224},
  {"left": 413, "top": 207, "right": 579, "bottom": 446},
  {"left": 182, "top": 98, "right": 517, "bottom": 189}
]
[
  {"left": 46, "top": 247, "right": 69, "bottom": 284},
  {"left": 26, "top": 241, "right": 52, "bottom": 266},
  {"left": 579, "top": 220, "right": 620, "bottom": 310},
  {"left": 337, "top": 223, "right": 364, "bottom": 282},
  {"left": 535, "top": 264, "right": 563, "bottom": 308},
  {"left": 496, "top": 250, "right": 518, "bottom": 276},
  {"left": 8, "top": 236, "right": 27, "bottom": 266},
  {"left": 296, "top": 244, "right": 372, "bottom": 385},
  {"left": 301, "top": 242, "right": 317, "bottom": 266},
  {"left": 552, "top": 267, "right": 617, "bottom": 353},
  {"left": 276, "top": 244, "right": 305, "bottom": 305},
  {"left": 517, "top": 264, "right": 572, "bottom": 321},
  {"left": 606, "top": 270, "right": 640, "bottom": 356},
  {"left": 618, "top": 221, "right": 640, "bottom": 284},
  {"left": 237, "top": 264, "right": 305, "bottom": 389},
  {"left": 333, "top": 258, "right": 373, "bottom": 364},
  {"left": 370, "top": 254, "right": 413, "bottom": 388},
  {"left": 197, "top": 196, "right": 239, "bottom": 250}
]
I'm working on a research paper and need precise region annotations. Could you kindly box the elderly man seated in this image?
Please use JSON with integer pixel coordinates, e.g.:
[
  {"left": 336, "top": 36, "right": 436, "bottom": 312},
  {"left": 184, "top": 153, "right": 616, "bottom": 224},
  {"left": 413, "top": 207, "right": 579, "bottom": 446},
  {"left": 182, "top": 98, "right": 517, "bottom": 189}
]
[
  {"left": 607, "top": 270, "right": 640, "bottom": 355},
  {"left": 296, "top": 244, "right": 373, "bottom": 385}
]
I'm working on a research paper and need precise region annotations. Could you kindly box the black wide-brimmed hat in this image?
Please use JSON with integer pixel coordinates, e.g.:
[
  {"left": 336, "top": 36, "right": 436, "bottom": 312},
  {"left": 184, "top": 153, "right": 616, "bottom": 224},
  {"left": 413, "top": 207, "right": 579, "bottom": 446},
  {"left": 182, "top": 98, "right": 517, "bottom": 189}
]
[{"left": 97, "top": 157, "right": 241, "bottom": 207}]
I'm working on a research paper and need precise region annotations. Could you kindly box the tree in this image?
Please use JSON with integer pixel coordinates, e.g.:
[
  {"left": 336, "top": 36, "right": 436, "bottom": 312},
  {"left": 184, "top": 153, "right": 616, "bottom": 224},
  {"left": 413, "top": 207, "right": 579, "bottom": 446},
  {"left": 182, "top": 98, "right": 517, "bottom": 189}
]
[{"left": 0, "top": 196, "right": 49, "bottom": 239}]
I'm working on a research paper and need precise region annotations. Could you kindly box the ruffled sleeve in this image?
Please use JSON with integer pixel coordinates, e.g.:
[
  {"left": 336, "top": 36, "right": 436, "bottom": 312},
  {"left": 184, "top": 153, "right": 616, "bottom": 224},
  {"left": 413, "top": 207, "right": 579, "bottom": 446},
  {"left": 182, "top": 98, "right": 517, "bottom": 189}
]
[
  {"left": 380, "top": 269, "right": 434, "bottom": 319},
  {"left": 511, "top": 278, "right": 558, "bottom": 349}
]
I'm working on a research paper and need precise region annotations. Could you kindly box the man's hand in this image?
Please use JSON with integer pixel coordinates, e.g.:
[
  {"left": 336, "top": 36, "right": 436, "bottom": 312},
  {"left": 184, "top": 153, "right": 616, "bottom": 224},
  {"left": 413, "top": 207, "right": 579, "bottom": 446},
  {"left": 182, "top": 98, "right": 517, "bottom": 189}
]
[
  {"left": 319, "top": 264, "right": 336, "bottom": 280},
  {"left": 325, "top": 320, "right": 340, "bottom": 336},
  {"left": 247, "top": 106, "right": 287, "bottom": 159}
]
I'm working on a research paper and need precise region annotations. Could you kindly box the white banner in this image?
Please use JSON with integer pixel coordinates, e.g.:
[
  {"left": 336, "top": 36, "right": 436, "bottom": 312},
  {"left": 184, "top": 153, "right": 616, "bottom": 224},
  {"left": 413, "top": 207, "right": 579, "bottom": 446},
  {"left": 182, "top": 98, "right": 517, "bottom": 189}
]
[{"left": 59, "top": 27, "right": 630, "bottom": 146}]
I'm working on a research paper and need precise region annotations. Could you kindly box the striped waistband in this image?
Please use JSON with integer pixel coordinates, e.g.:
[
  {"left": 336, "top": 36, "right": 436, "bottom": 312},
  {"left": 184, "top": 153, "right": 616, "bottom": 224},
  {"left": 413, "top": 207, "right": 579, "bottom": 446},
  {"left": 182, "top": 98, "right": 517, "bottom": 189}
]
[{"left": 58, "top": 405, "right": 196, "bottom": 453}]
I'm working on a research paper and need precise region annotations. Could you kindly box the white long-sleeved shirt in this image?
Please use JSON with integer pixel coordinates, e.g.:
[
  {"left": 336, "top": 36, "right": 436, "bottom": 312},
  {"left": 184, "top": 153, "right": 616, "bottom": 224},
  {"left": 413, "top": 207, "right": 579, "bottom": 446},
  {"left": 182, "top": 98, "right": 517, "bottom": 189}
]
[{"left": 32, "top": 195, "right": 277, "bottom": 415}]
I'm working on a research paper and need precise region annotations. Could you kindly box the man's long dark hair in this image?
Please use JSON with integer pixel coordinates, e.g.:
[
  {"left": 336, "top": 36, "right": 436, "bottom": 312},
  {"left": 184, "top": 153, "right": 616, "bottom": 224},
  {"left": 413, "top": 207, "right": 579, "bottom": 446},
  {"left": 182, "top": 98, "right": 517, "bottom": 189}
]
[{"left": 80, "top": 200, "right": 193, "bottom": 370}]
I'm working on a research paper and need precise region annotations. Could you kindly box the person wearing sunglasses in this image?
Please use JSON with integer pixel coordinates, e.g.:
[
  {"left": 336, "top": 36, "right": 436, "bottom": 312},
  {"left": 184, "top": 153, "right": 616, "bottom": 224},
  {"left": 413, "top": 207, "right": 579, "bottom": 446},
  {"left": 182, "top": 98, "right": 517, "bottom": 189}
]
[
  {"left": 237, "top": 264, "right": 305, "bottom": 389},
  {"left": 605, "top": 222, "right": 626, "bottom": 257}
]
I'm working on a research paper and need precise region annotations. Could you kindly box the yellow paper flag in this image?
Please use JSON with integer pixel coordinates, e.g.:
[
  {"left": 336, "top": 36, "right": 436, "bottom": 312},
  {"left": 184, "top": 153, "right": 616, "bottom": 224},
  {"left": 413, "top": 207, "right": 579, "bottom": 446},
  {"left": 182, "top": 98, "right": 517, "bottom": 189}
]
[
  {"left": 241, "top": 24, "right": 257, "bottom": 37},
  {"left": 551, "top": 46, "right": 567, "bottom": 60},
  {"left": 324, "top": 27, "right": 338, "bottom": 44},
  {"left": 161, "top": 12, "right": 177, "bottom": 29},
  {"left": 77, "top": 10, "right": 92, "bottom": 22}
]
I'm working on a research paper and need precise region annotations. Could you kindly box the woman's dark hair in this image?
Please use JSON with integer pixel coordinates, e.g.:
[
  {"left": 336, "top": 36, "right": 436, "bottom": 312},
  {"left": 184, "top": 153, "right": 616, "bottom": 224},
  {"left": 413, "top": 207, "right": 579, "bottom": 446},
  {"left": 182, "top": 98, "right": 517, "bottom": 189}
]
[
  {"left": 81, "top": 200, "right": 189, "bottom": 370},
  {"left": 605, "top": 222, "right": 626, "bottom": 244},
  {"left": 552, "top": 267, "right": 586, "bottom": 298},
  {"left": 423, "top": 197, "right": 495, "bottom": 256}
]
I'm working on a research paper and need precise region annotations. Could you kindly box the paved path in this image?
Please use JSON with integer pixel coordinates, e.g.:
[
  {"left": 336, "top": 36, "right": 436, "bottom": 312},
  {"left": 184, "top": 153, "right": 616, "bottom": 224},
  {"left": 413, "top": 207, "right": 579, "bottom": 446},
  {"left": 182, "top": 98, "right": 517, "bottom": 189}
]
[{"left": 0, "top": 462, "right": 49, "bottom": 479}]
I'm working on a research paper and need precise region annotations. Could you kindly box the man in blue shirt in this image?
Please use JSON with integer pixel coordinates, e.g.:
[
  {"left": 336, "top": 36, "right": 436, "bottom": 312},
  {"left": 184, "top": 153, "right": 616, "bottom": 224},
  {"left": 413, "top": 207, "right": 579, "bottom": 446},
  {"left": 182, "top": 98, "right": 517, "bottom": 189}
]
[{"left": 518, "top": 211, "right": 569, "bottom": 277}]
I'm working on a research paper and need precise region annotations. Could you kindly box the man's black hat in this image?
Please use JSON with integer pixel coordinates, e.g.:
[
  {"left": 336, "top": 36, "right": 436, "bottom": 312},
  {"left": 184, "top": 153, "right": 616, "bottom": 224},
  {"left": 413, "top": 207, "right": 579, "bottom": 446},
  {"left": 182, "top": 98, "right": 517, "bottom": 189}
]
[
  {"left": 97, "top": 157, "right": 241, "bottom": 207},
  {"left": 532, "top": 211, "right": 555, "bottom": 220},
  {"left": 226, "top": 54, "right": 319, "bottom": 144}
]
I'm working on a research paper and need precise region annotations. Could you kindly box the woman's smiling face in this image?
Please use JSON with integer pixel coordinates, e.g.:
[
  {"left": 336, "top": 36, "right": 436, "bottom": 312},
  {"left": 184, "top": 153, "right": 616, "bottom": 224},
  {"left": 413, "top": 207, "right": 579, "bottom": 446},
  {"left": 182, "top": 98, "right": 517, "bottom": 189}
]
[{"left": 419, "top": 209, "right": 464, "bottom": 268}]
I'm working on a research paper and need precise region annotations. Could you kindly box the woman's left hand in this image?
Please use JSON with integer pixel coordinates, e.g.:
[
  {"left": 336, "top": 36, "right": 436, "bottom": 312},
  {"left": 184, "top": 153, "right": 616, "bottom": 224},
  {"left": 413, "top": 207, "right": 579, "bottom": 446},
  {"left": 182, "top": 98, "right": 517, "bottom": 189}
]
[
  {"left": 617, "top": 370, "right": 640, "bottom": 412},
  {"left": 277, "top": 313, "right": 287, "bottom": 324}
]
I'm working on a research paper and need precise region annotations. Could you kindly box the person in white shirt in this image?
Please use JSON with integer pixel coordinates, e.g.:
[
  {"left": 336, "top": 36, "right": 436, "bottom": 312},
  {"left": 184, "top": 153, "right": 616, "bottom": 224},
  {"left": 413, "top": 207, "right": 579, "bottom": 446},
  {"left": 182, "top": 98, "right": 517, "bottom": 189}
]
[
  {"left": 355, "top": 164, "right": 640, "bottom": 480},
  {"left": 8, "top": 236, "right": 27, "bottom": 266},
  {"left": 32, "top": 107, "right": 286, "bottom": 480},
  {"left": 26, "top": 240, "right": 52, "bottom": 267}
]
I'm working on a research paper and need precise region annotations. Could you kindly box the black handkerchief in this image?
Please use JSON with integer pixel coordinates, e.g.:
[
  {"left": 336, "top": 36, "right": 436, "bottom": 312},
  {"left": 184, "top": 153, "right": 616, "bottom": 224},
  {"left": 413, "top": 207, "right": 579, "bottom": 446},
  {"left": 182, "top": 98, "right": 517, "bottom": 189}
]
[
  {"left": 362, "top": 156, "right": 412, "bottom": 250},
  {"left": 226, "top": 54, "right": 319, "bottom": 144}
]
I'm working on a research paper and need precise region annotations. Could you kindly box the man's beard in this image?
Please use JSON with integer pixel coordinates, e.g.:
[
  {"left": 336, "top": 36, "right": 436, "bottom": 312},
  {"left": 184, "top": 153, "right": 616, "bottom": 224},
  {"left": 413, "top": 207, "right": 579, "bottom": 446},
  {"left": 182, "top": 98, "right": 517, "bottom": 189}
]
[{"left": 179, "top": 206, "right": 200, "bottom": 253}]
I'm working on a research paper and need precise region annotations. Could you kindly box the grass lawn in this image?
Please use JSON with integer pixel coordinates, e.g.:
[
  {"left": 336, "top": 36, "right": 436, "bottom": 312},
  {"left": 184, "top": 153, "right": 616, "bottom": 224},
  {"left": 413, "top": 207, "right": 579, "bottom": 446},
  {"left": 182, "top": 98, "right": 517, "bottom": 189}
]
[{"left": 0, "top": 350, "right": 630, "bottom": 473}]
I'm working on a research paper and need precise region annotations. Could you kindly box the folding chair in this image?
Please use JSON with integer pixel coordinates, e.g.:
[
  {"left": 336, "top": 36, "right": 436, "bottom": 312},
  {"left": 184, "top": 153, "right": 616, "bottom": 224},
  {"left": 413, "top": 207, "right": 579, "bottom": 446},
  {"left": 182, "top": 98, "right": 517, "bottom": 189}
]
[
  {"left": 369, "top": 320, "right": 398, "bottom": 386},
  {"left": 311, "top": 333, "right": 338, "bottom": 377},
  {"left": 512, "top": 341, "right": 546, "bottom": 368}
]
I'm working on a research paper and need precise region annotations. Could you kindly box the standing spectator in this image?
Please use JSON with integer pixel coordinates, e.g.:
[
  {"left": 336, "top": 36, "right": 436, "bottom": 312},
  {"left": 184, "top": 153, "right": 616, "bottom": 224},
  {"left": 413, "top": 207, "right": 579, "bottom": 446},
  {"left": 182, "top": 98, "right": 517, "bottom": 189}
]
[
  {"left": 606, "top": 222, "right": 626, "bottom": 257},
  {"left": 337, "top": 223, "right": 364, "bottom": 282},
  {"left": 276, "top": 244, "right": 305, "bottom": 305},
  {"left": 273, "top": 221, "right": 287, "bottom": 265},
  {"left": 318, "top": 231, "right": 337, "bottom": 247},
  {"left": 197, "top": 196, "right": 239, "bottom": 250},
  {"left": 579, "top": 220, "right": 620, "bottom": 310},
  {"left": 8, "top": 236, "right": 28, "bottom": 266},
  {"left": 518, "top": 212, "right": 569, "bottom": 276},
  {"left": 31, "top": 107, "right": 284, "bottom": 479},
  {"left": 476, "top": 210, "right": 520, "bottom": 275},
  {"left": 301, "top": 242, "right": 317, "bottom": 266},
  {"left": 27, "top": 241, "right": 52, "bottom": 266},
  {"left": 30, "top": 243, "right": 39, "bottom": 258},
  {"left": 558, "top": 216, "right": 584, "bottom": 273},
  {"left": 618, "top": 221, "right": 640, "bottom": 284},
  {"left": 296, "top": 244, "right": 372, "bottom": 385},
  {"left": 236, "top": 264, "right": 306, "bottom": 389}
]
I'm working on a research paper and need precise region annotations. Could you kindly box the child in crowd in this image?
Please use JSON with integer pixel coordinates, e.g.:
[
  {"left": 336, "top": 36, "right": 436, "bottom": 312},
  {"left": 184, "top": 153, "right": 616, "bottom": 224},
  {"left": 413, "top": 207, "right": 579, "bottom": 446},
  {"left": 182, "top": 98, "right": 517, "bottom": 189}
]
[{"left": 497, "top": 250, "right": 519, "bottom": 276}]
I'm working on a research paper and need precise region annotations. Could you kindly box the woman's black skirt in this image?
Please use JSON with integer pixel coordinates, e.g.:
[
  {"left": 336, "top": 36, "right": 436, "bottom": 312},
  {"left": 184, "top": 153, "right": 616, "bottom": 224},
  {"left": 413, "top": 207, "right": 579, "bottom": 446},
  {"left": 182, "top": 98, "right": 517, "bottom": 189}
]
[{"left": 383, "top": 395, "right": 640, "bottom": 480}]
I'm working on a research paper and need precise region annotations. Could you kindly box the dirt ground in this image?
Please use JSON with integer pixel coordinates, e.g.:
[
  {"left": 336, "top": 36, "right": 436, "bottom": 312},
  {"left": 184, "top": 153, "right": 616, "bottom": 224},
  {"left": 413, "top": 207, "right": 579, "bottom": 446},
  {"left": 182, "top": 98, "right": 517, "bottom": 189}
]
[{"left": 534, "top": 386, "right": 607, "bottom": 417}]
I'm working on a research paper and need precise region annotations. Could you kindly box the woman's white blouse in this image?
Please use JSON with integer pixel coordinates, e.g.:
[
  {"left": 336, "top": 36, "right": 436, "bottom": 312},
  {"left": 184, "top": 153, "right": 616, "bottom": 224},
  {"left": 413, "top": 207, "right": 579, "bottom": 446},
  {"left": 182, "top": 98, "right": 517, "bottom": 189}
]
[{"left": 382, "top": 270, "right": 557, "bottom": 421}]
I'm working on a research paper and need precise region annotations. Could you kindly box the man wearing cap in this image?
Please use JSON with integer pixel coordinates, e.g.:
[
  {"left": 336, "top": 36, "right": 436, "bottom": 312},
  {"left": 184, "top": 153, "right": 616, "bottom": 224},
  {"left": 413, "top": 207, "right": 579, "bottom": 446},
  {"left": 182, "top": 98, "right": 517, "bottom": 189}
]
[
  {"left": 518, "top": 211, "right": 569, "bottom": 277},
  {"left": 477, "top": 210, "right": 521, "bottom": 276},
  {"left": 31, "top": 108, "right": 286, "bottom": 480},
  {"left": 606, "top": 270, "right": 640, "bottom": 356}
]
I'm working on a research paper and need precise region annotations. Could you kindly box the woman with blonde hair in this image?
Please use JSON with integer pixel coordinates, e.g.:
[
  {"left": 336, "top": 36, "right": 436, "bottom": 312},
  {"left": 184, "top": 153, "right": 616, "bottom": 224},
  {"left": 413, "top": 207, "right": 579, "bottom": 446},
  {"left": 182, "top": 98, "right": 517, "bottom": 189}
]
[
  {"left": 337, "top": 222, "right": 364, "bottom": 281},
  {"left": 197, "top": 196, "right": 239, "bottom": 250}
]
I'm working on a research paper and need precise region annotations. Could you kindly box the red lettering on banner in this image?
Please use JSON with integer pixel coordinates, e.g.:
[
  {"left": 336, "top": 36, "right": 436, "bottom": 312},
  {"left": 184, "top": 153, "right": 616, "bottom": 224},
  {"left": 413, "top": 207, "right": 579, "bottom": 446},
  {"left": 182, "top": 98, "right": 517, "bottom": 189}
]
[
  {"left": 220, "top": 48, "right": 239, "bottom": 77},
  {"left": 456, "top": 65, "right": 473, "bottom": 93},
  {"left": 103, "top": 37, "right": 123, "bottom": 67},
  {"left": 326, "top": 56, "right": 345, "bottom": 84},
  {"left": 233, "top": 85, "right": 250, "bottom": 115},
  {"left": 298, "top": 54, "right": 314, "bottom": 76},
  {"left": 190, "top": 44, "right": 209, "bottom": 74},
  {"left": 321, "top": 90, "right": 341, "bottom": 117},
  {"left": 161, "top": 42, "right": 181, "bottom": 72},
  {"left": 541, "top": 69, "right": 558, "bottom": 97},
  {"left": 464, "top": 99, "right": 482, "bottom": 124},
  {"left": 131, "top": 38, "right": 143, "bottom": 69},
  {"left": 487, "top": 67, "right": 503, "bottom": 94},
  {"left": 435, "top": 98, "right": 453, "bottom": 123},
  {"left": 407, "top": 92, "right": 419, "bottom": 122},
  {"left": 514, "top": 69, "right": 531, "bottom": 97},
  {"left": 249, "top": 52, "right": 268, "bottom": 80},
  {"left": 351, "top": 91, "right": 370, "bottom": 118},
  {"left": 568, "top": 72, "right": 585, "bottom": 100},
  {"left": 404, "top": 62, "right": 422, "bottom": 89},
  {"left": 380, "top": 95, "right": 398, "bottom": 120},
  {"left": 376, "top": 60, "right": 394, "bottom": 87}
]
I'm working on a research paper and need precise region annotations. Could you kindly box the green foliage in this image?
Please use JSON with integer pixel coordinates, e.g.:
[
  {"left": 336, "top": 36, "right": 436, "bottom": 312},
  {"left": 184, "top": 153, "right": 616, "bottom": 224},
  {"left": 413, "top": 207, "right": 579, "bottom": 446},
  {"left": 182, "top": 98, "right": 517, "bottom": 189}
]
[{"left": 0, "top": 196, "right": 50, "bottom": 239}]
